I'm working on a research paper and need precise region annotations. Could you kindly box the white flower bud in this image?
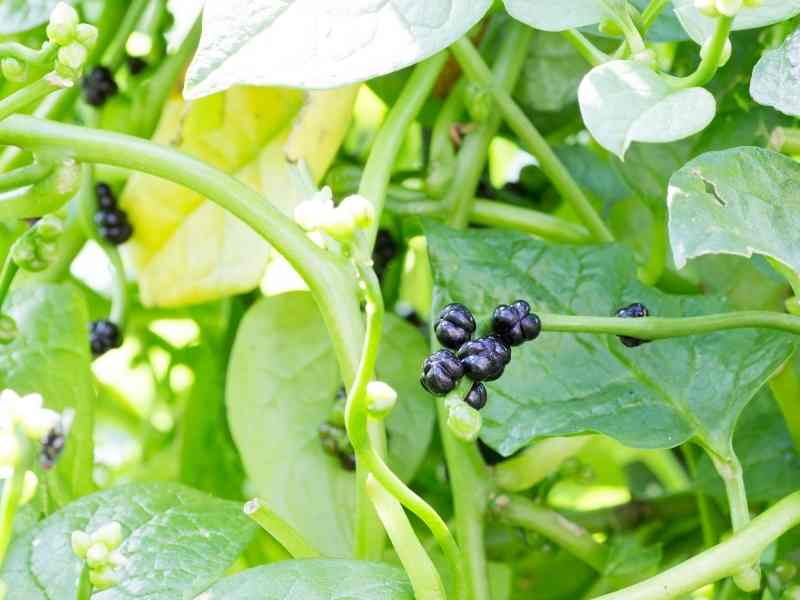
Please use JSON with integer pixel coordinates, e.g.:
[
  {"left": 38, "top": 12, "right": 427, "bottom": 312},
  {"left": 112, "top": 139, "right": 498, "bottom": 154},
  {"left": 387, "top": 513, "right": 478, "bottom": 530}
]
[
  {"left": 89, "top": 566, "right": 117, "bottom": 590},
  {"left": 18, "top": 406, "right": 59, "bottom": 441},
  {"left": 47, "top": 2, "right": 79, "bottom": 46},
  {"left": 126, "top": 32, "right": 153, "bottom": 58},
  {"left": 319, "top": 207, "right": 357, "bottom": 241},
  {"left": 700, "top": 36, "right": 732, "bottom": 66},
  {"left": 108, "top": 549, "right": 128, "bottom": 569},
  {"left": 57, "top": 42, "right": 88, "bottom": 71},
  {"left": 366, "top": 381, "right": 397, "bottom": 419},
  {"left": 338, "top": 195, "right": 375, "bottom": 229},
  {"left": 91, "top": 521, "right": 124, "bottom": 550},
  {"left": 715, "top": 0, "right": 743, "bottom": 16},
  {"left": 694, "top": 0, "right": 720, "bottom": 16},
  {"left": 71, "top": 530, "right": 91, "bottom": 558},
  {"left": 19, "top": 471, "right": 38, "bottom": 506},
  {"left": 75, "top": 24, "right": 98, "bottom": 50},
  {"left": 86, "top": 542, "right": 110, "bottom": 568},
  {"left": 293, "top": 187, "right": 334, "bottom": 231}
]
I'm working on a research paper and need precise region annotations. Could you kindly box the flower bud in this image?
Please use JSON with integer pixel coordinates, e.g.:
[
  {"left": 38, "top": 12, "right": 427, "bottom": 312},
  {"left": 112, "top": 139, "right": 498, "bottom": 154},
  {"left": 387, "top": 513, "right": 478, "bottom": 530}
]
[
  {"left": 75, "top": 24, "right": 98, "bottom": 49},
  {"left": 36, "top": 215, "right": 65, "bottom": 241},
  {"left": 633, "top": 49, "right": 657, "bottom": 66},
  {"left": 89, "top": 566, "right": 118, "bottom": 590},
  {"left": 47, "top": 2, "right": 79, "bottom": 46},
  {"left": 71, "top": 530, "right": 91, "bottom": 558},
  {"left": 715, "top": 0, "right": 743, "bottom": 16},
  {"left": 57, "top": 42, "right": 88, "bottom": 71},
  {"left": 86, "top": 542, "right": 109, "bottom": 568},
  {"left": 91, "top": 521, "right": 123, "bottom": 550},
  {"left": 445, "top": 393, "right": 482, "bottom": 442},
  {"left": 293, "top": 187, "right": 334, "bottom": 231},
  {"left": 19, "top": 471, "right": 38, "bottom": 506},
  {"left": 1, "top": 58, "right": 27, "bottom": 83},
  {"left": 366, "top": 381, "right": 397, "bottom": 419},
  {"left": 18, "top": 406, "right": 59, "bottom": 441},
  {"left": 700, "top": 36, "right": 732, "bottom": 66},
  {"left": 0, "top": 315, "right": 16, "bottom": 345},
  {"left": 319, "top": 207, "right": 357, "bottom": 241},
  {"left": 108, "top": 549, "right": 128, "bottom": 569},
  {"left": 126, "top": 32, "right": 153, "bottom": 57},
  {"left": 694, "top": 0, "right": 720, "bottom": 16},
  {"left": 338, "top": 194, "right": 374, "bottom": 229}
]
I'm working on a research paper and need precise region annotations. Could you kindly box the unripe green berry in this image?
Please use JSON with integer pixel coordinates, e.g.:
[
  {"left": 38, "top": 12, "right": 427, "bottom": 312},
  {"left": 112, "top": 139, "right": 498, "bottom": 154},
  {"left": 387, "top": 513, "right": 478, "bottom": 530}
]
[
  {"left": 1, "top": 58, "right": 27, "bottom": 83},
  {"left": 71, "top": 530, "right": 91, "bottom": 558},
  {"left": 86, "top": 542, "right": 109, "bottom": 568},
  {"left": 366, "top": 381, "right": 397, "bottom": 419},
  {"left": 701, "top": 36, "right": 732, "bottom": 66},
  {"left": 715, "top": 0, "right": 743, "bottom": 16},
  {"left": 36, "top": 215, "right": 64, "bottom": 241},
  {"left": 0, "top": 315, "right": 17, "bottom": 345},
  {"left": 445, "top": 393, "right": 482, "bottom": 442},
  {"left": 46, "top": 2, "right": 79, "bottom": 46},
  {"left": 695, "top": 0, "right": 720, "bottom": 16}
]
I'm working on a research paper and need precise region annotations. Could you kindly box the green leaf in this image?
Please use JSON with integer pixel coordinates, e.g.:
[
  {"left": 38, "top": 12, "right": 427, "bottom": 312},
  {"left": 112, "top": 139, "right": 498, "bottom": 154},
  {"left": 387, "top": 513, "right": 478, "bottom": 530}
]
[
  {"left": 695, "top": 390, "right": 800, "bottom": 504},
  {"left": 514, "top": 33, "right": 590, "bottom": 113},
  {"left": 578, "top": 60, "right": 716, "bottom": 159},
  {"left": 204, "top": 560, "right": 413, "bottom": 599},
  {"left": 0, "top": 283, "right": 94, "bottom": 498},
  {"left": 0, "top": 0, "right": 74, "bottom": 35},
  {"left": 183, "top": 0, "right": 492, "bottom": 96},
  {"left": 1, "top": 482, "right": 256, "bottom": 599},
  {"left": 750, "top": 28, "right": 800, "bottom": 118},
  {"left": 424, "top": 221, "right": 795, "bottom": 458},
  {"left": 504, "top": 0, "right": 621, "bottom": 32},
  {"left": 226, "top": 292, "right": 435, "bottom": 557},
  {"left": 673, "top": 0, "right": 800, "bottom": 43},
  {"left": 667, "top": 147, "right": 800, "bottom": 277}
]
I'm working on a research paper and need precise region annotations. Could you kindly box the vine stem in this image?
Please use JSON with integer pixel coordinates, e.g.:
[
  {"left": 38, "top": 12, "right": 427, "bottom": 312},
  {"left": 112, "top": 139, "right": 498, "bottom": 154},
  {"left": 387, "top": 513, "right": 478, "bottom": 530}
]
[
  {"left": 449, "top": 36, "right": 614, "bottom": 243},
  {"left": 641, "top": 0, "right": 671, "bottom": 29},
  {"left": 0, "top": 162, "right": 53, "bottom": 192},
  {"left": 0, "top": 431, "right": 31, "bottom": 564},
  {"left": 493, "top": 436, "right": 592, "bottom": 493},
  {"left": 491, "top": 494, "right": 608, "bottom": 572},
  {"left": 243, "top": 498, "right": 320, "bottom": 559},
  {"left": 562, "top": 30, "right": 609, "bottom": 66},
  {"left": 540, "top": 311, "right": 800, "bottom": 338},
  {"left": 667, "top": 16, "right": 733, "bottom": 89},
  {"left": 595, "top": 490, "right": 800, "bottom": 600},
  {"left": 681, "top": 444, "right": 717, "bottom": 549},
  {"left": 0, "top": 78, "right": 59, "bottom": 122},
  {"left": 101, "top": 0, "right": 150, "bottom": 67}
]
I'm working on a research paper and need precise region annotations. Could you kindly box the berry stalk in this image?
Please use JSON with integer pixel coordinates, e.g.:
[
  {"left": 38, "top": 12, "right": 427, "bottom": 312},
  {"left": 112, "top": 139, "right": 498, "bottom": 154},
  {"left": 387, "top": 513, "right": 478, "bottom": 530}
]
[{"left": 243, "top": 498, "right": 320, "bottom": 559}]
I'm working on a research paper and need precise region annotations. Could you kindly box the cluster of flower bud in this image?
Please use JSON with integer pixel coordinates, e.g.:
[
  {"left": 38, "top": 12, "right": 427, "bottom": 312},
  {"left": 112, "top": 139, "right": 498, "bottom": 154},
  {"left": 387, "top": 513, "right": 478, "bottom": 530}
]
[
  {"left": 71, "top": 521, "right": 128, "bottom": 590},
  {"left": 694, "top": 0, "right": 763, "bottom": 18},
  {"left": 46, "top": 2, "right": 98, "bottom": 85},
  {"left": 294, "top": 187, "right": 375, "bottom": 244},
  {"left": 11, "top": 215, "right": 65, "bottom": 273}
]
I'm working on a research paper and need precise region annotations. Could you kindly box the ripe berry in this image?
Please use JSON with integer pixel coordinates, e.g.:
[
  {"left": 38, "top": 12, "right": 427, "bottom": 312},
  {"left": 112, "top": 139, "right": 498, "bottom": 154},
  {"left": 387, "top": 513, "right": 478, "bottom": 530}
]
[
  {"left": 457, "top": 336, "right": 511, "bottom": 382},
  {"left": 96, "top": 208, "right": 133, "bottom": 245},
  {"left": 492, "top": 300, "right": 541, "bottom": 346},
  {"left": 615, "top": 302, "right": 649, "bottom": 348},
  {"left": 95, "top": 182, "right": 116, "bottom": 210},
  {"left": 89, "top": 319, "right": 121, "bottom": 356},
  {"left": 127, "top": 56, "right": 147, "bottom": 75},
  {"left": 420, "top": 349, "right": 465, "bottom": 395},
  {"left": 434, "top": 303, "right": 476, "bottom": 349},
  {"left": 464, "top": 381, "right": 487, "bottom": 410},
  {"left": 81, "top": 66, "right": 117, "bottom": 107}
]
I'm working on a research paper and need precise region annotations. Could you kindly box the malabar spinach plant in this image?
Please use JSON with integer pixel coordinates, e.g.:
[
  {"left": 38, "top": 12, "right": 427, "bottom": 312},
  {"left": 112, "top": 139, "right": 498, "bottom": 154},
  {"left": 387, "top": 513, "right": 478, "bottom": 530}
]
[{"left": 2, "top": 1, "right": 800, "bottom": 599}]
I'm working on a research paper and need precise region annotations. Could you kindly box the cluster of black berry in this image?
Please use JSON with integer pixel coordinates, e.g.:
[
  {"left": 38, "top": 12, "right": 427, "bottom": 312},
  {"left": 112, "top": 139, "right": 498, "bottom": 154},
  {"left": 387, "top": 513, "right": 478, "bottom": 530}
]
[
  {"left": 318, "top": 387, "right": 356, "bottom": 471},
  {"left": 81, "top": 65, "right": 118, "bottom": 107},
  {"left": 95, "top": 182, "right": 133, "bottom": 245},
  {"left": 89, "top": 319, "right": 122, "bottom": 357},
  {"left": 421, "top": 301, "right": 542, "bottom": 410}
]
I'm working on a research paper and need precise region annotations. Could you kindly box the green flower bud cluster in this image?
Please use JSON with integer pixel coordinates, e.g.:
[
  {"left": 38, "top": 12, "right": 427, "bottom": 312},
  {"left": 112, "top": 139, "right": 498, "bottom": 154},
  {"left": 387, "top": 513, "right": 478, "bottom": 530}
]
[
  {"left": 71, "top": 521, "right": 127, "bottom": 591},
  {"left": 11, "top": 215, "right": 64, "bottom": 272},
  {"left": 694, "top": 0, "right": 763, "bottom": 18},
  {"left": 47, "top": 2, "right": 98, "bottom": 84},
  {"left": 366, "top": 381, "right": 397, "bottom": 419},
  {"left": 294, "top": 186, "right": 375, "bottom": 245}
]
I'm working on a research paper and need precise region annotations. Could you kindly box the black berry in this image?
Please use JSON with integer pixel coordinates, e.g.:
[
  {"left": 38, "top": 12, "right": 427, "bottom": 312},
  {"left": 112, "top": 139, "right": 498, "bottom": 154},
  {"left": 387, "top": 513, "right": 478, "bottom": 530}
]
[
  {"left": 372, "top": 229, "right": 398, "bottom": 282},
  {"left": 464, "top": 381, "right": 487, "bottom": 410},
  {"left": 40, "top": 425, "right": 66, "bottom": 470},
  {"left": 95, "top": 182, "right": 117, "bottom": 210},
  {"left": 420, "top": 349, "right": 465, "bottom": 395},
  {"left": 96, "top": 207, "right": 133, "bottom": 245},
  {"left": 89, "top": 319, "right": 122, "bottom": 356},
  {"left": 127, "top": 56, "right": 147, "bottom": 75},
  {"left": 81, "top": 66, "right": 118, "bottom": 107},
  {"left": 434, "top": 303, "right": 476, "bottom": 349},
  {"left": 615, "top": 302, "right": 649, "bottom": 348},
  {"left": 492, "top": 300, "right": 541, "bottom": 346},
  {"left": 457, "top": 336, "right": 511, "bottom": 382}
]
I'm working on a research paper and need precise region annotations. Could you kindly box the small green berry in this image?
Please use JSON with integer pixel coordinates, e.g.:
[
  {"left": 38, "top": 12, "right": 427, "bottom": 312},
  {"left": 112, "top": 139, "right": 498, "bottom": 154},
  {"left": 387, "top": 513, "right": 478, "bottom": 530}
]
[{"left": 1, "top": 58, "right": 26, "bottom": 83}]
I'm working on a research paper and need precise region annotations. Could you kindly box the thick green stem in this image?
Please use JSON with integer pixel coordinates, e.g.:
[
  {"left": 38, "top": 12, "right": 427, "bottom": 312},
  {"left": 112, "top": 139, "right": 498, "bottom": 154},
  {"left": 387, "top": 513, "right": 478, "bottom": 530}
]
[
  {"left": 243, "top": 498, "right": 320, "bottom": 559},
  {"left": 539, "top": 311, "right": 800, "bottom": 339},
  {"left": 0, "top": 465, "right": 25, "bottom": 564},
  {"left": 367, "top": 476, "right": 446, "bottom": 600},
  {"left": 359, "top": 53, "right": 448, "bottom": 248},
  {"left": 594, "top": 491, "right": 800, "bottom": 600},
  {"left": 494, "top": 436, "right": 592, "bottom": 492},
  {"left": 450, "top": 36, "right": 613, "bottom": 242},
  {"left": 562, "top": 30, "right": 609, "bottom": 66},
  {"left": 0, "top": 78, "right": 59, "bottom": 122},
  {"left": 768, "top": 362, "right": 800, "bottom": 453},
  {"left": 682, "top": 444, "right": 717, "bottom": 549},
  {"left": 0, "top": 42, "right": 56, "bottom": 65},
  {"left": 641, "top": 0, "right": 671, "bottom": 29},
  {"left": 0, "top": 162, "right": 53, "bottom": 191},
  {"left": 101, "top": 0, "right": 150, "bottom": 67},
  {"left": 668, "top": 16, "right": 733, "bottom": 89},
  {"left": 492, "top": 494, "right": 608, "bottom": 572},
  {"left": 770, "top": 127, "right": 800, "bottom": 155}
]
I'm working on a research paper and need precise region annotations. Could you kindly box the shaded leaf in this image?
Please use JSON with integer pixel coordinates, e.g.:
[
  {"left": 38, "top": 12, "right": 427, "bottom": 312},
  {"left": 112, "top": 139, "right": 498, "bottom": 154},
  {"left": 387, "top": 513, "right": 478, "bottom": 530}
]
[{"left": 750, "top": 27, "right": 800, "bottom": 118}]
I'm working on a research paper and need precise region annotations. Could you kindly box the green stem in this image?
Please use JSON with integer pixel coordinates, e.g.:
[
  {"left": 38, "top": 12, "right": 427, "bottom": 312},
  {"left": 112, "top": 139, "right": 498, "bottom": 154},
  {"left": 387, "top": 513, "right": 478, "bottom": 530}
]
[
  {"left": 101, "top": 0, "right": 150, "bottom": 67},
  {"left": 539, "top": 311, "right": 800, "bottom": 339},
  {"left": 636, "top": 218, "right": 667, "bottom": 286},
  {"left": 426, "top": 80, "right": 464, "bottom": 198},
  {"left": 0, "top": 255, "right": 19, "bottom": 309},
  {"left": 359, "top": 52, "right": 448, "bottom": 248},
  {"left": 682, "top": 444, "right": 717, "bottom": 549},
  {"left": 636, "top": 449, "right": 689, "bottom": 493},
  {"left": 450, "top": 37, "right": 614, "bottom": 242},
  {"left": 0, "top": 161, "right": 53, "bottom": 191},
  {"left": 0, "top": 78, "right": 58, "bottom": 121},
  {"left": 562, "top": 30, "right": 609, "bottom": 66},
  {"left": 0, "top": 113, "right": 364, "bottom": 387},
  {"left": 641, "top": 0, "right": 671, "bottom": 29},
  {"left": 75, "top": 564, "right": 92, "bottom": 600},
  {"left": 0, "top": 42, "right": 56, "bottom": 65},
  {"left": 243, "top": 498, "right": 320, "bottom": 559},
  {"left": 667, "top": 16, "right": 733, "bottom": 89},
  {"left": 768, "top": 362, "right": 800, "bottom": 453},
  {"left": 494, "top": 436, "right": 592, "bottom": 493},
  {"left": 0, "top": 431, "right": 31, "bottom": 565},
  {"left": 366, "top": 475, "right": 446, "bottom": 600},
  {"left": 491, "top": 494, "right": 608, "bottom": 572},
  {"left": 592, "top": 496, "right": 800, "bottom": 600}
]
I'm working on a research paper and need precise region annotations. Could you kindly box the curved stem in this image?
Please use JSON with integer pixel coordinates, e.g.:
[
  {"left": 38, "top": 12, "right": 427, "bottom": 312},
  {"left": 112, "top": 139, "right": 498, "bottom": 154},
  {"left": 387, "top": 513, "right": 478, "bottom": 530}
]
[
  {"left": 491, "top": 494, "right": 608, "bottom": 572},
  {"left": 0, "top": 464, "right": 25, "bottom": 564},
  {"left": 667, "top": 16, "right": 733, "bottom": 89},
  {"left": 450, "top": 36, "right": 614, "bottom": 242},
  {"left": 0, "top": 42, "right": 56, "bottom": 65},
  {"left": 562, "top": 30, "right": 609, "bottom": 66},
  {"left": 0, "top": 78, "right": 58, "bottom": 122},
  {"left": 0, "top": 162, "right": 53, "bottom": 192},
  {"left": 243, "top": 498, "right": 320, "bottom": 559},
  {"left": 359, "top": 52, "right": 448, "bottom": 249},
  {"left": 682, "top": 444, "right": 717, "bottom": 549},
  {"left": 367, "top": 475, "right": 446, "bottom": 600},
  {"left": 641, "top": 0, "right": 671, "bottom": 30},
  {"left": 0, "top": 113, "right": 364, "bottom": 383},
  {"left": 595, "top": 491, "right": 800, "bottom": 600},
  {"left": 494, "top": 436, "right": 592, "bottom": 493}
]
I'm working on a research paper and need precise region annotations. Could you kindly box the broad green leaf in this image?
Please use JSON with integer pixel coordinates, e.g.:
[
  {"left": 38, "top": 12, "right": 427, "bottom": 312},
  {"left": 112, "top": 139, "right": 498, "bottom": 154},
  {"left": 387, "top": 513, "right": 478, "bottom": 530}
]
[
  {"left": 695, "top": 390, "right": 800, "bottom": 503},
  {"left": 0, "top": 0, "right": 74, "bottom": 35},
  {"left": 184, "top": 0, "right": 492, "bottom": 96},
  {"left": 667, "top": 147, "right": 800, "bottom": 276},
  {"left": 578, "top": 60, "right": 716, "bottom": 159},
  {"left": 0, "top": 284, "right": 94, "bottom": 498},
  {"left": 515, "top": 33, "right": 590, "bottom": 113},
  {"left": 226, "top": 292, "right": 435, "bottom": 557},
  {"left": 673, "top": 0, "right": 800, "bottom": 42},
  {"left": 424, "top": 221, "right": 795, "bottom": 458},
  {"left": 504, "top": 0, "right": 621, "bottom": 32},
  {"left": 205, "top": 560, "right": 413, "bottom": 599},
  {"left": 121, "top": 86, "right": 355, "bottom": 307},
  {"left": 1, "top": 482, "right": 256, "bottom": 599},
  {"left": 750, "top": 28, "right": 800, "bottom": 117}
]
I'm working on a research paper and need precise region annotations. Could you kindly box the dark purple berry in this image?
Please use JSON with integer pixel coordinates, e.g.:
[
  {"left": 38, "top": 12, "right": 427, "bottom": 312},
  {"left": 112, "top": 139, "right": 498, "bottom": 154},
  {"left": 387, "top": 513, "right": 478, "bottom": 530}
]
[
  {"left": 615, "top": 303, "right": 649, "bottom": 348},
  {"left": 464, "top": 381, "right": 487, "bottom": 410},
  {"left": 434, "top": 303, "right": 476, "bottom": 349},
  {"left": 492, "top": 300, "right": 541, "bottom": 346},
  {"left": 421, "top": 349, "right": 465, "bottom": 395},
  {"left": 101, "top": 221, "right": 133, "bottom": 245},
  {"left": 95, "top": 182, "right": 116, "bottom": 210},
  {"left": 127, "top": 56, "right": 147, "bottom": 75},
  {"left": 457, "top": 336, "right": 511, "bottom": 382},
  {"left": 40, "top": 425, "right": 66, "bottom": 470},
  {"left": 95, "top": 209, "right": 123, "bottom": 227},
  {"left": 89, "top": 319, "right": 122, "bottom": 356},
  {"left": 81, "top": 66, "right": 118, "bottom": 107}
]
